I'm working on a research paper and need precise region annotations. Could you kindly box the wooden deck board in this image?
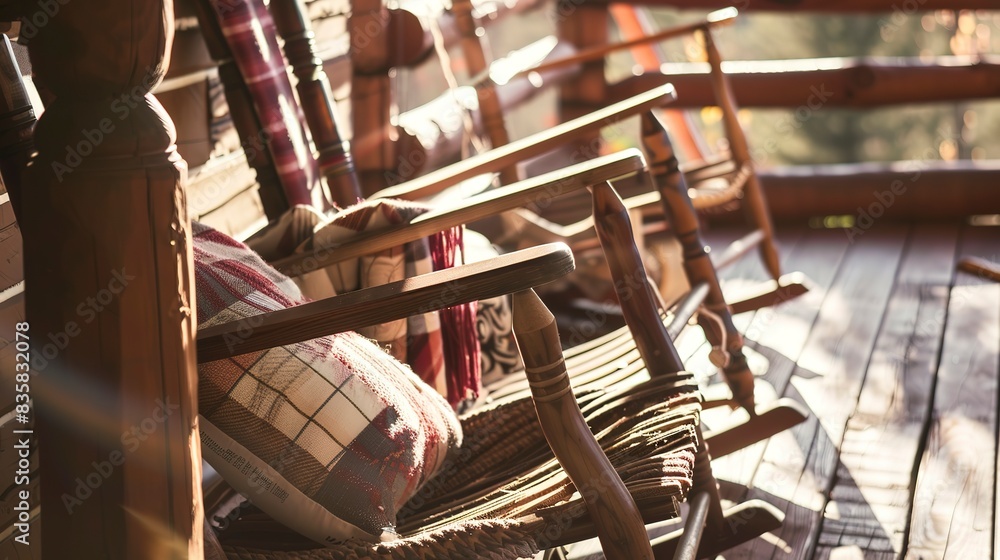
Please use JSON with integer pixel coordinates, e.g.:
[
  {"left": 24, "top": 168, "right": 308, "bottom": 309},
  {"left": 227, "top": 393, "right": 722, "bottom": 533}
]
[
  {"left": 727, "top": 224, "right": 909, "bottom": 560},
  {"left": 559, "top": 222, "right": 1000, "bottom": 560},
  {"left": 706, "top": 226, "right": 841, "bottom": 494},
  {"left": 710, "top": 226, "right": 853, "bottom": 499},
  {"left": 905, "top": 225, "right": 998, "bottom": 560},
  {"left": 814, "top": 223, "right": 960, "bottom": 559}
]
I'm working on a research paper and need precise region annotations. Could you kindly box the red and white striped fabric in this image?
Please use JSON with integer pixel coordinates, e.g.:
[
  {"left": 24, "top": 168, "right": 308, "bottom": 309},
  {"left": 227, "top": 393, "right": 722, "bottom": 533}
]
[
  {"left": 194, "top": 222, "right": 461, "bottom": 545},
  {"left": 206, "top": 0, "right": 328, "bottom": 210}
]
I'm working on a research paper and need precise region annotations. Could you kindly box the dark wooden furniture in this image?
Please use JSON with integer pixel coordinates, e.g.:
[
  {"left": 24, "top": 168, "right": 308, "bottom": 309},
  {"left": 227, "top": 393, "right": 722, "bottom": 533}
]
[{"left": 17, "top": 2, "right": 203, "bottom": 558}]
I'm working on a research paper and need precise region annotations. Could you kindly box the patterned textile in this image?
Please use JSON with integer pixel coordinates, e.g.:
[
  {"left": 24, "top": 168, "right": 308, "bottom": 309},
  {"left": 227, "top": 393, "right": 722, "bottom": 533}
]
[
  {"left": 463, "top": 230, "right": 523, "bottom": 383},
  {"left": 289, "top": 199, "right": 481, "bottom": 406},
  {"left": 207, "top": 0, "right": 327, "bottom": 210},
  {"left": 194, "top": 222, "right": 461, "bottom": 545}
]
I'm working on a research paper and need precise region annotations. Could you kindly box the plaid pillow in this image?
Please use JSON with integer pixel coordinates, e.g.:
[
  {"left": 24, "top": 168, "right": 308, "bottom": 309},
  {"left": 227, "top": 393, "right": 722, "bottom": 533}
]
[
  {"left": 287, "top": 199, "right": 480, "bottom": 406},
  {"left": 193, "top": 222, "right": 462, "bottom": 545}
]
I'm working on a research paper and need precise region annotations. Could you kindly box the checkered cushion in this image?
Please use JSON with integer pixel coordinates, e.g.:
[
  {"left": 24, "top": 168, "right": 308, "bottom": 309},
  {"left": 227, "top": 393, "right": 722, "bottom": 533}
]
[{"left": 194, "top": 222, "right": 462, "bottom": 545}]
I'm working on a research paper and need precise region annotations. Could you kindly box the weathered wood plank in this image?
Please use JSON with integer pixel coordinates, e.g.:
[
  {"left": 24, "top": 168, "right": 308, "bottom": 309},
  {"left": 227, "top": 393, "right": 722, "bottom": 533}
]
[
  {"left": 906, "top": 225, "right": 999, "bottom": 560},
  {"left": 814, "top": 224, "right": 959, "bottom": 558},
  {"left": 708, "top": 226, "right": 853, "bottom": 496},
  {"left": 727, "top": 225, "right": 908, "bottom": 560}
]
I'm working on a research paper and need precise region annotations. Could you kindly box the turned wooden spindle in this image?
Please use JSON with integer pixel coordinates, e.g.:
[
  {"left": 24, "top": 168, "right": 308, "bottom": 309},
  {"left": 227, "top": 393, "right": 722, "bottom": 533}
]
[
  {"left": 0, "top": 34, "right": 33, "bottom": 223},
  {"left": 701, "top": 28, "right": 781, "bottom": 282},
  {"left": 22, "top": 1, "right": 203, "bottom": 557},
  {"left": 269, "top": 0, "right": 363, "bottom": 207},
  {"left": 591, "top": 182, "right": 685, "bottom": 376},
  {"left": 641, "top": 111, "right": 756, "bottom": 414},
  {"left": 512, "top": 289, "right": 653, "bottom": 560},
  {"left": 451, "top": 0, "right": 517, "bottom": 185}
]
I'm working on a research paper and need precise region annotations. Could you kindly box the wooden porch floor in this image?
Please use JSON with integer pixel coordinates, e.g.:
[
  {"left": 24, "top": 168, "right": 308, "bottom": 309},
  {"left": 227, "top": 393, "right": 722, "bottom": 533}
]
[{"left": 574, "top": 221, "right": 999, "bottom": 559}]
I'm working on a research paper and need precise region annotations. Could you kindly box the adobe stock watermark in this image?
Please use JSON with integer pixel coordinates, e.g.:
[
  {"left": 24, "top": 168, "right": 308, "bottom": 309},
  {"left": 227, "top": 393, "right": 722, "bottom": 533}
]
[
  {"left": 878, "top": 0, "right": 929, "bottom": 42},
  {"left": 60, "top": 397, "right": 180, "bottom": 513}
]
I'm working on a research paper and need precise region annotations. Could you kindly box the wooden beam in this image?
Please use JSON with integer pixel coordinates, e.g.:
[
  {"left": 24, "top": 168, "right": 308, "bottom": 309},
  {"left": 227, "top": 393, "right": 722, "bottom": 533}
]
[
  {"left": 22, "top": 0, "right": 203, "bottom": 557},
  {"left": 582, "top": 0, "right": 996, "bottom": 11},
  {"left": 611, "top": 56, "right": 1000, "bottom": 108},
  {"left": 815, "top": 224, "right": 958, "bottom": 556},
  {"left": 907, "top": 226, "right": 998, "bottom": 558},
  {"left": 750, "top": 161, "right": 1000, "bottom": 222}
]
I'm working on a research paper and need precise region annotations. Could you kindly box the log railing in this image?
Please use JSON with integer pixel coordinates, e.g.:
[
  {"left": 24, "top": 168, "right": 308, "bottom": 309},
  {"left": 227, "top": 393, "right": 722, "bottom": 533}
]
[{"left": 548, "top": 4, "right": 1000, "bottom": 222}]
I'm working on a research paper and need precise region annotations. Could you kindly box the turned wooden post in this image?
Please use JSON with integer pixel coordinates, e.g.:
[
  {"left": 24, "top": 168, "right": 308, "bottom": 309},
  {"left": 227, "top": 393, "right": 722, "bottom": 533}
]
[
  {"left": 349, "top": 0, "right": 396, "bottom": 195},
  {"left": 641, "top": 112, "right": 756, "bottom": 413},
  {"left": 590, "top": 185, "right": 731, "bottom": 552},
  {"left": 22, "top": 1, "right": 203, "bottom": 557},
  {"left": 512, "top": 289, "right": 653, "bottom": 560},
  {"left": 557, "top": 3, "right": 609, "bottom": 157},
  {"left": 701, "top": 28, "right": 781, "bottom": 282},
  {"left": 196, "top": 0, "right": 330, "bottom": 214},
  {"left": 269, "top": 0, "right": 363, "bottom": 207}
]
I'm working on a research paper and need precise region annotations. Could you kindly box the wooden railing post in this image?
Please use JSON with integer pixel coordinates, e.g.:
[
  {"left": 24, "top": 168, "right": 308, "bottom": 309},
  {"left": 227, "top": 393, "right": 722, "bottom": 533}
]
[
  {"left": 21, "top": 1, "right": 203, "bottom": 557},
  {"left": 270, "top": 0, "right": 363, "bottom": 207}
]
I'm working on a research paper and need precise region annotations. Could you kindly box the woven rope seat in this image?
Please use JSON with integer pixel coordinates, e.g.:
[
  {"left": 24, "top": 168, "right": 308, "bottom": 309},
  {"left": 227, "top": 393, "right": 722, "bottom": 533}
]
[{"left": 216, "top": 377, "right": 701, "bottom": 559}]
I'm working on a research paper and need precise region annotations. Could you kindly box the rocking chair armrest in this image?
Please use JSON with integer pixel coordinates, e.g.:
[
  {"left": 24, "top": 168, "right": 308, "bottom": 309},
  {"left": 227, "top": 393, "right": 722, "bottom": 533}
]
[
  {"left": 271, "top": 149, "right": 645, "bottom": 276},
  {"left": 370, "top": 84, "right": 676, "bottom": 201},
  {"left": 196, "top": 243, "right": 575, "bottom": 362}
]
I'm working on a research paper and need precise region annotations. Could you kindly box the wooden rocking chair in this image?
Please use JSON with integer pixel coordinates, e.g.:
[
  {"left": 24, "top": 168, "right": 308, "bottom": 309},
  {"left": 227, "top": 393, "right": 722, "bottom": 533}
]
[
  {"left": 193, "top": 170, "right": 785, "bottom": 559},
  {"left": 436, "top": 6, "right": 812, "bottom": 315}
]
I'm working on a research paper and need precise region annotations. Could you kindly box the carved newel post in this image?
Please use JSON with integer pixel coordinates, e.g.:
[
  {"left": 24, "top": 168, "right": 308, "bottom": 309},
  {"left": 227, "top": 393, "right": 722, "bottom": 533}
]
[{"left": 22, "top": 1, "right": 203, "bottom": 557}]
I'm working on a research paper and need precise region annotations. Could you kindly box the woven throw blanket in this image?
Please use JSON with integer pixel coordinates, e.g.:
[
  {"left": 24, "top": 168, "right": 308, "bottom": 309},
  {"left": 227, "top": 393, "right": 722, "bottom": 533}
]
[
  {"left": 206, "top": 0, "right": 326, "bottom": 210},
  {"left": 281, "top": 199, "right": 481, "bottom": 407},
  {"left": 194, "top": 221, "right": 461, "bottom": 543}
]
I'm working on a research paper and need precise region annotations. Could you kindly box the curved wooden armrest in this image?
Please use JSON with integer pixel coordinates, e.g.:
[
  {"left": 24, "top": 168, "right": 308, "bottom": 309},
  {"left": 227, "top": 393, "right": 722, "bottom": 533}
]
[
  {"left": 271, "top": 149, "right": 645, "bottom": 276},
  {"left": 489, "top": 8, "right": 738, "bottom": 84},
  {"left": 197, "top": 243, "right": 575, "bottom": 362},
  {"left": 371, "top": 84, "right": 676, "bottom": 201}
]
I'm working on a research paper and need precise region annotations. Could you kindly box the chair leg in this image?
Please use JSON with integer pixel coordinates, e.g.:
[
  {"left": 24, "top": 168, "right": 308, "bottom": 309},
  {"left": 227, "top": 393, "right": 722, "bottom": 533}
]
[
  {"left": 641, "top": 112, "right": 756, "bottom": 413},
  {"left": 958, "top": 256, "right": 1000, "bottom": 283},
  {"left": 727, "top": 272, "right": 812, "bottom": 315},
  {"left": 741, "top": 173, "right": 783, "bottom": 282},
  {"left": 703, "top": 398, "right": 808, "bottom": 458},
  {"left": 701, "top": 28, "right": 782, "bottom": 283},
  {"left": 650, "top": 428, "right": 783, "bottom": 559}
]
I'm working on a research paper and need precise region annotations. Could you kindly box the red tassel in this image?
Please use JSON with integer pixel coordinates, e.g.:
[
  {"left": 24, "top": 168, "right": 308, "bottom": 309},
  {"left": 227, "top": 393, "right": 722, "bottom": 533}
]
[{"left": 429, "top": 226, "right": 481, "bottom": 407}]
